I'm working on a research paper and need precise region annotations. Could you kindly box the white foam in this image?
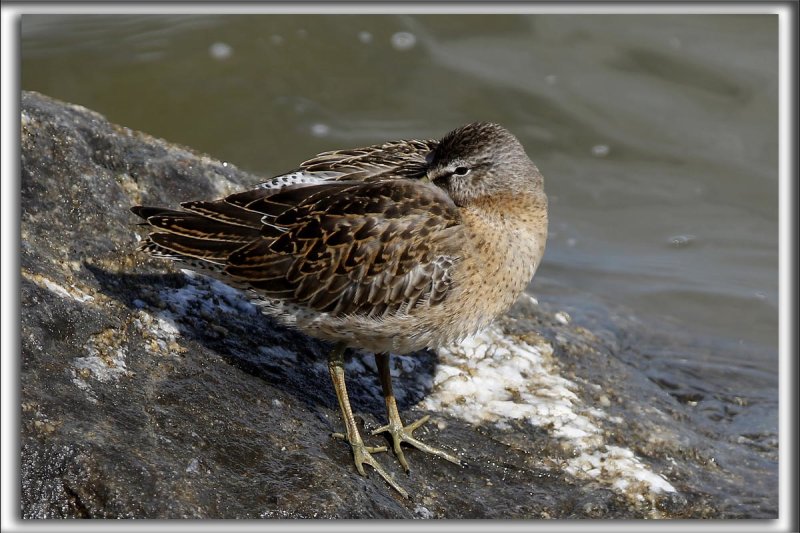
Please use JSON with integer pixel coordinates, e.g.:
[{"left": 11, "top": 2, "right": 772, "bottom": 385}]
[
  {"left": 175, "top": 270, "right": 258, "bottom": 317},
  {"left": 423, "top": 324, "right": 676, "bottom": 501},
  {"left": 209, "top": 42, "right": 233, "bottom": 61},
  {"left": 391, "top": 31, "right": 417, "bottom": 51},
  {"left": 134, "top": 272, "right": 261, "bottom": 358},
  {"left": 310, "top": 123, "right": 331, "bottom": 137},
  {"left": 260, "top": 345, "right": 297, "bottom": 363}
]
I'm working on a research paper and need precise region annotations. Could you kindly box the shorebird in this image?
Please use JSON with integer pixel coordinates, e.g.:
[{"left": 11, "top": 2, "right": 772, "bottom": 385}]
[{"left": 131, "top": 122, "right": 548, "bottom": 498}]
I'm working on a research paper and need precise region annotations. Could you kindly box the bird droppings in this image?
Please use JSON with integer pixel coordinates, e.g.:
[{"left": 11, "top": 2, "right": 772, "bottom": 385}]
[{"left": 424, "top": 324, "right": 676, "bottom": 504}]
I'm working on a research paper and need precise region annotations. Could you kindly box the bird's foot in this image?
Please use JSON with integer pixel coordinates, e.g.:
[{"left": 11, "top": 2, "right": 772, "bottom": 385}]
[
  {"left": 372, "top": 414, "right": 462, "bottom": 472},
  {"left": 331, "top": 433, "right": 409, "bottom": 498}
]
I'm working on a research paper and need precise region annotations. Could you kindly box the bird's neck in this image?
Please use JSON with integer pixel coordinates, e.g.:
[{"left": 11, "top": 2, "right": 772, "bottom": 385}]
[
  {"left": 465, "top": 190, "right": 548, "bottom": 240},
  {"left": 455, "top": 190, "right": 548, "bottom": 324}
]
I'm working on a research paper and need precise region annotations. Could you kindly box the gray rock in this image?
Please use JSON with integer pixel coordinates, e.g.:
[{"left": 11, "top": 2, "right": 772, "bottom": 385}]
[{"left": 20, "top": 91, "right": 773, "bottom": 518}]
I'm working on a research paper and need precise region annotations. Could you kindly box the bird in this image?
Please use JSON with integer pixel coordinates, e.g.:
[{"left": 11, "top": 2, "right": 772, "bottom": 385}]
[{"left": 130, "top": 122, "right": 548, "bottom": 498}]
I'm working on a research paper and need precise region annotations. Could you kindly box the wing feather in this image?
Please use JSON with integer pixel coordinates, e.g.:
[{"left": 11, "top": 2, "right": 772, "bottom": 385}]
[
  {"left": 222, "top": 179, "right": 462, "bottom": 317},
  {"left": 132, "top": 136, "right": 462, "bottom": 319}
]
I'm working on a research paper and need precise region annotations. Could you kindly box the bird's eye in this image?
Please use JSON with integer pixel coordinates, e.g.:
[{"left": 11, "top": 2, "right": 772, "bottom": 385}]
[{"left": 453, "top": 166, "right": 470, "bottom": 176}]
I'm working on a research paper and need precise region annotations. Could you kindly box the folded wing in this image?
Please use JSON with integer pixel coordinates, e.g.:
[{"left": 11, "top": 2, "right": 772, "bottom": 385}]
[{"left": 133, "top": 174, "right": 462, "bottom": 318}]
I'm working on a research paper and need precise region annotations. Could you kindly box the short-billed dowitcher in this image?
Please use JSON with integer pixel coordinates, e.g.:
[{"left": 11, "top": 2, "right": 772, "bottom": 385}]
[{"left": 131, "top": 122, "right": 548, "bottom": 498}]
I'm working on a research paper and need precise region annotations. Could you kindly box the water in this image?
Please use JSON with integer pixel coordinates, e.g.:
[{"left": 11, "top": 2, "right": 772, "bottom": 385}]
[{"left": 20, "top": 13, "right": 779, "bottom": 514}]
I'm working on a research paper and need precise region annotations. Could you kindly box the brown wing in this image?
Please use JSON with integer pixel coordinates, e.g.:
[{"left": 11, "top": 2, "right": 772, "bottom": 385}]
[
  {"left": 133, "top": 179, "right": 462, "bottom": 318},
  {"left": 298, "top": 139, "right": 438, "bottom": 182},
  {"left": 224, "top": 179, "right": 462, "bottom": 317}
]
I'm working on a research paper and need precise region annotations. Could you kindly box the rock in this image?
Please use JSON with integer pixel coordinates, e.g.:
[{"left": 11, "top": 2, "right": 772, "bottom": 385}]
[{"left": 20, "top": 91, "right": 770, "bottom": 518}]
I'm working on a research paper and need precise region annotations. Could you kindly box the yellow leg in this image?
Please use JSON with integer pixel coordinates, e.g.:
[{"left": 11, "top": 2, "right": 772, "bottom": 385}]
[
  {"left": 372, "top": 352, "right": 462, "bottom": 471},
  {"left": 327, "top": 343, "right": 408, "bottom": 498}
]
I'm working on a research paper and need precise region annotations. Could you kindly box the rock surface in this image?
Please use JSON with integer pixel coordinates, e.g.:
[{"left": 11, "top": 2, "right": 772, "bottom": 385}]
[{"left": 19, "top": 91, "right": 773, "bottom": 518}]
